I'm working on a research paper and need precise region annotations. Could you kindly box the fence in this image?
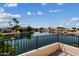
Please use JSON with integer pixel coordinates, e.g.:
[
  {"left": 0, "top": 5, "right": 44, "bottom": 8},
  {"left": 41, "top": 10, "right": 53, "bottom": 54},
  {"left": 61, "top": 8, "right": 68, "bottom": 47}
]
[{"left": 0, "top": 33, "right": 79, "bottom": 56}]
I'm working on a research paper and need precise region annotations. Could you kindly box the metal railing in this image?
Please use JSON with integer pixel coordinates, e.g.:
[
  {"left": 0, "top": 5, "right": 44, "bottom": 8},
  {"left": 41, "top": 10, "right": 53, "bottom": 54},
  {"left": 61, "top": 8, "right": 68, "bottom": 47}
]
[{"left": 0, "top": 33, "right": 79, "bottom": 56}]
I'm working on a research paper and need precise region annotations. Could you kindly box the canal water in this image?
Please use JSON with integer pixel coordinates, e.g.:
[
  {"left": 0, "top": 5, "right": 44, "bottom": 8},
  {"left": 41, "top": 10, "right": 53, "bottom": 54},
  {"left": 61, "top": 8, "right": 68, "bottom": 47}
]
[
  {"left": 1, "top": 32, "right": 79, "bottom": 55},
  {"left": 15, "top": 32, "right": 57, "bottom": 55}
]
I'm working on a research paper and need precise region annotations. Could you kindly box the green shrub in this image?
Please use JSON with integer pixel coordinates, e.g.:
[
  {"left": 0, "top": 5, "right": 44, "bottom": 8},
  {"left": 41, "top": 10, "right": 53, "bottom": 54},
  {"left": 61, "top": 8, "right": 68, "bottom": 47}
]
[{"left": 0, "top": 32, "right": 4, "bottom": 36}]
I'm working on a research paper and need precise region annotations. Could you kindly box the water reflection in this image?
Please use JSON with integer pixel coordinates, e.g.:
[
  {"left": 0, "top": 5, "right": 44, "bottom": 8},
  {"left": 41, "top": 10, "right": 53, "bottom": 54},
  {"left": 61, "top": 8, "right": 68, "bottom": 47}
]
[
  {"left": 19, "top": 32, "right": 33, "bottom": 39},
  {"left": 1, "top": 32, "right": 34, "bottom": 40}
]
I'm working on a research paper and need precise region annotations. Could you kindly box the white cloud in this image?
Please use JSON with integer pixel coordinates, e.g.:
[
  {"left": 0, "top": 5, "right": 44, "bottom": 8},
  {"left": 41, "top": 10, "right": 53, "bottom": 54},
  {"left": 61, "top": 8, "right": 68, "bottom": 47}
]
[
  {"left": 27, "top": 11, "right": 32, "bottom": 16},
  {"left": 12, "top": 14, "right": 20, "bottom": 18},
  {"left": 58, "top": 17, "right": 79, "bottom": 28},
  {"left": 0, "top": 13, "right": 20, "bottom": 28},
  {"left": 26, "top": 11, "right": 43, "bottom": 16},
  {"left": 4, "top": 3, "right": 18, "bottom": 7},
  {"left": 0, "top": 13, "right": 20, "bottom": 21},
  {"left": 0, "top": 19, "right": 9, "bottom": 22},
  {"left": 69, "top": 17, "right": 79, "bottom": 27},
  {"left": 70, "top": 17, "right": 79, "bottom": 21},
  {"left": 76, "top": 23, "right": 79, "bottom": 27},
  {"left": 0, "top": 7, "right": 4, "bottom": 12},
  {"left": 37, "top": 11, "right": 43, "bottom": 15},
  {"left": 57, "top": 3, "right": 64, "bottom": 5},
  {"left": 58, "top": 24, "right": 64, "bottom": 27},
  {"left": 49, "top": 9, "right": 63, "bottom": 13}
]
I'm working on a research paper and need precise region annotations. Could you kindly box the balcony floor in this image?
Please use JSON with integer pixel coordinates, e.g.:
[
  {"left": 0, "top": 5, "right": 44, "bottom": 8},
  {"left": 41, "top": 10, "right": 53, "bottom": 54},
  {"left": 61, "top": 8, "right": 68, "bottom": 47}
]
[{"left": 49, "top": 51, "right": 71, "bottom": 56}]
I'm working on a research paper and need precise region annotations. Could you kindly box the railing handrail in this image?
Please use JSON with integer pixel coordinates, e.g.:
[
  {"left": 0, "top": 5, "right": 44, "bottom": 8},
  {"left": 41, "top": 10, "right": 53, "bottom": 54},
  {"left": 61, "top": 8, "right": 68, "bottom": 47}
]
[{"left": 1, "top": 33, "right": 79, "bottom": 56}]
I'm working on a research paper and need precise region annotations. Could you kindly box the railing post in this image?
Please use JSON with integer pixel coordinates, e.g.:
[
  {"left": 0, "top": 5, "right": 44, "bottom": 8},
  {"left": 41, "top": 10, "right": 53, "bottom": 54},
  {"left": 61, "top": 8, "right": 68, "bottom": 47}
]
[
  {"left": 36, "top": 36, "right": 39, "bottom": 55},
  {"left": 57, "top": 31, "right": 59, "bottom": 42},
  {"left": 36, "top": 36, "right": 38, "bottom": 50},
  {"left": 57, "top": 30, "right": 61, "bottom": 51}
]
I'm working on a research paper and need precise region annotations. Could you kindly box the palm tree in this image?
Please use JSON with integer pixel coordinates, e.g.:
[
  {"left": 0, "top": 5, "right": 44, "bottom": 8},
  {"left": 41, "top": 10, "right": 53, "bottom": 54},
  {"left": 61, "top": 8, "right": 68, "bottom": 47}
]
[
  {"left": 12, "top": 18, "right": 20, "bottom": 31},
  {"left": 9, "top": 21, "right": 13, "bottom": 28},
  {"left": 12, "top": 18, "right": 19, "bottom": 26}
]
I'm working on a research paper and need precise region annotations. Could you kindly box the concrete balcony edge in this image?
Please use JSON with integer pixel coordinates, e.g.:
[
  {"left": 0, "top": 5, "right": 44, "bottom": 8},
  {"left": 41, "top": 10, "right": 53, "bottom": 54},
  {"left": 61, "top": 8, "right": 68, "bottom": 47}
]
[{"left": 18, "top": 42, "right": 79, "bottom": 56}]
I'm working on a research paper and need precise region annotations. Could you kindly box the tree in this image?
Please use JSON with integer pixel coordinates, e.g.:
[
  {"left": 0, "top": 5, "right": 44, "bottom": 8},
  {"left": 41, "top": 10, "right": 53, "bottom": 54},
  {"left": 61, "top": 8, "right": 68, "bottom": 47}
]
[
  {"left": 9, "top": 21, "right": 13, "bottom": 27},
  {"left": 26, "top": 26, "right": 33, "bottom": 32},
  {"left": 39, "top": 27, "right": 44, "bottom": 33},
  {"left": 12, "top": 18, "right": 20, "bottom": 31},
  {"left": 12, "top": 18, "right": 19, "bottom": 26},
  {"left": 34, "top": 28, "right": 38, "bottom": 32},
  {"left": 12, "top": 25, "right": 20, "bottom": 31},
  {"left": 0, "top": 36, "right": 17, "bottom": 56},
  {"left": 72, "top": 27, "right": 76, "bottom": 29},
  {"left": 57, "top": 27, "right": 65, "bottom": 29},
  {"left": 72, "top": 27, "right": 77, "bottom": 32}
]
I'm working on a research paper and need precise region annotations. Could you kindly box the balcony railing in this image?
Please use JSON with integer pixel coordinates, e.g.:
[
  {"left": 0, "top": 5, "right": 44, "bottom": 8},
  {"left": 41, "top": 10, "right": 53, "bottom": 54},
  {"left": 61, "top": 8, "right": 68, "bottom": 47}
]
[{"left": 0, "top": 33, "right": 79, "bottom": 56}]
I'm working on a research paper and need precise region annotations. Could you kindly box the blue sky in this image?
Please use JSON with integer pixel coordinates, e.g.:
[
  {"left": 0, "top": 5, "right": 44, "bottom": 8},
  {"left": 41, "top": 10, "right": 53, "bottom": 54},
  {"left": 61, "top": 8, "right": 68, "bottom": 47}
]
[{"left": 0, "top": 3, "right": 79, "bottom": 28}]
